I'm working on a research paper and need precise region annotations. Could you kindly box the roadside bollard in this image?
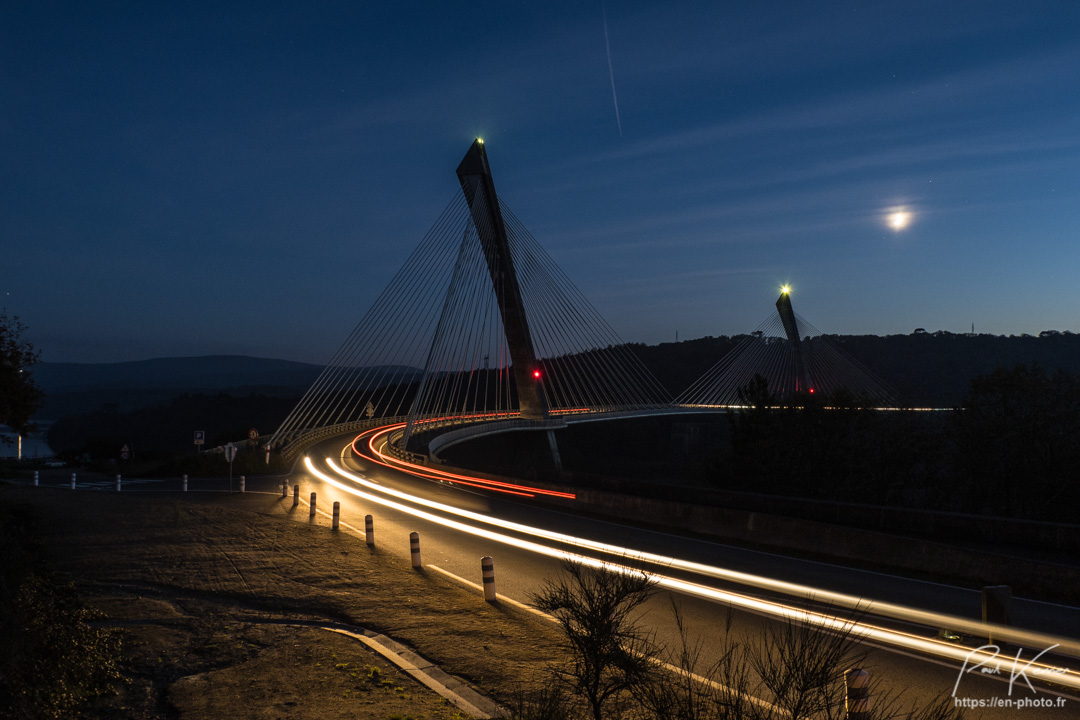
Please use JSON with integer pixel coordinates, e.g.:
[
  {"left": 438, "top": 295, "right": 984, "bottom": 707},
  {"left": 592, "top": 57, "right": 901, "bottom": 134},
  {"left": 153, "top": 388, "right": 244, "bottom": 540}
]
[
  {"left": 982, "top": 585, "right": 1012, "bottom": 642},
  {"left": 182, "top": 474, "right": 188, "bottom": 492},
  {"left": 410, "top": 532, "right": 421, "bottom": 568},
  {"left": 332, "top": 501, "right": 340, "bottom": 530},
  {"left": 33, "top": 470, "right": 38, "bottom": 486},
  {"left": 239, "top": 475, "right": 246, "bottom": 493},
  {"left": 481, "top": 556, "right": 496, "bottom": 602},
  {"left": 309, "top": 492, "right": 317, "bottom": 518},
  {"left": 71, "top": 472, "right": 76, "bottom": 489},
  {"left": 281, "top": 480, "right": 288, "bottom": 498},
  {"left": 845, "top": 669, "right": 870, "bottom": 720},
  {"left": 115, "top": 474, "right": 121, "bottom": 492},
  {"left": 292, "top": 485, "right": 299, "bottom": 507},
  {"left": 365, "top": 515, "right": 374, "bottom": 547}
]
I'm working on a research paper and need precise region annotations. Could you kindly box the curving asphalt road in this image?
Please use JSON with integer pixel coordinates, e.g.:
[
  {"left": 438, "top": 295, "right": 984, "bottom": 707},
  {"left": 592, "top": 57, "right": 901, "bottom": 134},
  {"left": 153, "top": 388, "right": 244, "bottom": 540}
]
[{"left": 277, "top": 426, "right": 1080, "bottom": 720}]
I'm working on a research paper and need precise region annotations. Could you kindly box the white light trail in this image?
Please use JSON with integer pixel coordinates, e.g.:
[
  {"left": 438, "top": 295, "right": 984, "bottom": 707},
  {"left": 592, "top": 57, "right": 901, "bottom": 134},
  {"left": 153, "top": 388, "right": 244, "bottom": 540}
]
[
  {"left": 333, "top": 448, "right": 1080, "bottom": 661},
  {"left": 305, "top": 454, "right": 1080, "bottom": 692}
]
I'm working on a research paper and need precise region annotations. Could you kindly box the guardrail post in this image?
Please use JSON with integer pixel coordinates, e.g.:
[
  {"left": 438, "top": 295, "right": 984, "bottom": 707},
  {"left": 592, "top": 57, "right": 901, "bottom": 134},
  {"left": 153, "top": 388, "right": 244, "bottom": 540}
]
[
  {"left": 115, "top": 474, "right": 121, "bottom": 492},
  {"left": 481, "top": 556, "right": 496, "bottom": 602},
  {"left": 309, "top": 492, "right": 317, "bottom": 518},
  {"left": 982, "top": 585, "right": 1012, "bottom": 641},
  {"left": 239, "top": 475, "right": 245, "bottom": 493},
  {"left": 845, "top": 668, "right": 870, "bottom": 720},
  {"left": 410, "top": 532, "right": 421, "bottom": 568},
  {"left": 332, "top": 501, "right": 340, "bottom": 530},
  {"left": 71, "top": 472, "right": 76, "bottom": 489},
  {"left": 182, "top": 474, "right": 188, "bottom": 492},
  {"left": 292, "top": 485, "right": 299, "bottom": 507},
  {"left": 365, "top": 515, "right": 374, "bottom": 546}
]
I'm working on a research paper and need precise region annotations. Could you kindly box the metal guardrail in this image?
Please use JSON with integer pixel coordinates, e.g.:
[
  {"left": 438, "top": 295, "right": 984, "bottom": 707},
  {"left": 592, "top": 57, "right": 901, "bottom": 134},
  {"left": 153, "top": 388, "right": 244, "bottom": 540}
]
[
  {"left": 427, "top": 417, "right": 567, "bottom": 458},
  {"left": 277, "top": 416, "right": 408, "bottom": 462},
  {"left": 279, "top": 406, "right": 726, "bottom": 465}
]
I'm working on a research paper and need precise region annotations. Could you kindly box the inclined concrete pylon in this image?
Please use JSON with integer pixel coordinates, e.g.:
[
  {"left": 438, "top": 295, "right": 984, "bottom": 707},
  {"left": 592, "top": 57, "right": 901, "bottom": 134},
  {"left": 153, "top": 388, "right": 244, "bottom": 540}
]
[
  {"left": 775, "top": 287, "right": 811, "bottom": 393},
  {"left": 456, "top": 138, "right": 550, "bottom": 422}
]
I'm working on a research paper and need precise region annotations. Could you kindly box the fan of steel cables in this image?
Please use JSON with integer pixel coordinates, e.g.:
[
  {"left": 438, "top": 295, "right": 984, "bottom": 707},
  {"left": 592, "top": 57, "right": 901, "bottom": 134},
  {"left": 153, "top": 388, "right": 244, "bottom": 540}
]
[
  {"left": 677, "top": 309, "right": 895, "bottom": 408},
  {"left": 270, "top": 189, "right": 670, "bottom": 449}
]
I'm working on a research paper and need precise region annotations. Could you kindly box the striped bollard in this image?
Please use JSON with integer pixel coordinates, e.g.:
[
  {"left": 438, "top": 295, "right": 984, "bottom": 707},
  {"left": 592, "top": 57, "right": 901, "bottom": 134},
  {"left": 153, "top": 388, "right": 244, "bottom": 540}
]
[
  {"left": 365, "top": 515, "right": 374, "bottom": 547},
  {"left": 239, "top": 475, "right": 246, "bottom": 493},
  {"left": 33, "top": 470, "right": 39, "bottom": 486},
  {"left": 71, "top": 472, "right": 76, "bottom": 489},
  {"left": 481, "top": 556, "right": 496, "bottom": 602},
  {"left": 292, "top": 485, "right": 299, "bottom": 507},
  {"left": 281, "top": 480, "right": 288, "bottom": 498},
  {"left": 410, "top": 532, "right": 421, "bottom": 568},
  {"left": 332, "top": 501, "right": 340, "bottom": 530},
  {"left": 309, "top": 492, "right": 317, "bottom": 518},
  {"left": 115, "top": 474, "right": 121, "bottom": 492},
  {"left": 182, "top": 474, "right": 188, "bottom": 492},
  {"left": 845, "top": 668, "right": 870, "bottom": 720}
]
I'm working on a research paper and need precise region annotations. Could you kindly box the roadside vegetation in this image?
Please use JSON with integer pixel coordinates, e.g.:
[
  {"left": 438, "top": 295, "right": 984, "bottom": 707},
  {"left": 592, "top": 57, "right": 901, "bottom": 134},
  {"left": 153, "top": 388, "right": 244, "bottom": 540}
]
[
  {"left": 0, "top": 501, "right": 121, "bottom": 719},
  {"left": 514, "top": 561, "right": 965, "bottom": 720}
]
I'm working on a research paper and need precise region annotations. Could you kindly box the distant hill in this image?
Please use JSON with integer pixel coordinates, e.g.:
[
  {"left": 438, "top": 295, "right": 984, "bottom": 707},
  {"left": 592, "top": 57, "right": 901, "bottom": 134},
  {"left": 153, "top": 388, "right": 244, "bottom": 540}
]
[
  {"left": 35, "top": 355, "right": 323, "bottom": 393},
  {"left": 29, "top": 331, "right": 1080, "bottom": 422},
  {"left": 33, "top": 356, "right": 323, "bottom": 418},
  {"left": 634, "top": 330, "right": 1080, "bottom": 407}
]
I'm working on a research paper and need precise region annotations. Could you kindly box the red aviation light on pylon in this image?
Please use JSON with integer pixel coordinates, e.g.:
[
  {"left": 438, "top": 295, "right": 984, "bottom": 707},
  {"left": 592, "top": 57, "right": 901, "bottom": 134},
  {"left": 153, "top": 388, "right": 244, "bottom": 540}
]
[
  {"left": 533, "top": 369, "right": 542, "bottom": 379},
  {"left": 809, "top": 388, "right": 815, "bottom": 394}
]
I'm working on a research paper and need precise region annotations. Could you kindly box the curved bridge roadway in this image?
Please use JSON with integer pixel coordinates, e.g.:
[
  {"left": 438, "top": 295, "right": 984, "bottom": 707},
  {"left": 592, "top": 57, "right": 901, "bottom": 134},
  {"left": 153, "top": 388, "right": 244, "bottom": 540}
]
[{"left": 290, "top": 425, "right": 1080, "bottom": 718}]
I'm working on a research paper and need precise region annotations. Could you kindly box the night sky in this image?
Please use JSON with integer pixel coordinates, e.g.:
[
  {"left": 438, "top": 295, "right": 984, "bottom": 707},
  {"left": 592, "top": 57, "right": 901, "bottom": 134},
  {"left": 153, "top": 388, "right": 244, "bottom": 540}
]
[{"left": 4, "top": 2, "right": 1079, "bottom": 364}]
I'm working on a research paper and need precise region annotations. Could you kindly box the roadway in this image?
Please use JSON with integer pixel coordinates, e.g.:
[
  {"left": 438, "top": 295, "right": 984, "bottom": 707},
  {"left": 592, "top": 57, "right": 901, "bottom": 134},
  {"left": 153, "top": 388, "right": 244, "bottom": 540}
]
[
  {"left": 24, "top": 431, "right": 1080, "bottom": 717},
  {"left": 286, "top": 425, "right": 1080, "bottom": 719}
]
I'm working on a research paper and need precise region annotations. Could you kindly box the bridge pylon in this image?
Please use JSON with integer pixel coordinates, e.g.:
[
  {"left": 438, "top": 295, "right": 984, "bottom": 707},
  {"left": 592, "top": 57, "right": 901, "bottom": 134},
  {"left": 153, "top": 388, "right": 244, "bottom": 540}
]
[
  {"left": 455, "top": 139, "right": 549, "bottom": 421},
  {"left": 775, "top": 287, "right": 810, "bottom": 393}
]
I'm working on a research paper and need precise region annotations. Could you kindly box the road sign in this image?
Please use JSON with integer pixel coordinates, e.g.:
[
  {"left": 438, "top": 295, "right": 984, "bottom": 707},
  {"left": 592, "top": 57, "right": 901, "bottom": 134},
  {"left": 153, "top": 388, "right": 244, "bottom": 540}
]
[
  {"left": 248, "top": 428, "right": 259, "bottom": 441},
  {"left": 365, "top": 401, "right": 375, "bottom": 418},
  {"left": 121, "top": 443, "right": 130, "bottom": 460},
  {"left": 224, "top": 443, "right": 237, "bottom": 462},
  {"left": 194, "top": 430, "right": 205, "bottom": 446}
]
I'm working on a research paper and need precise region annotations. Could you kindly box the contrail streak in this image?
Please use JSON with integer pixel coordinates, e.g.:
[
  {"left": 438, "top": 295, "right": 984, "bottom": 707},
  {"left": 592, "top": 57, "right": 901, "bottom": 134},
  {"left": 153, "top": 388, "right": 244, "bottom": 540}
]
[{"left": 602, "top": 4, "right": 622, "bottom": 137}]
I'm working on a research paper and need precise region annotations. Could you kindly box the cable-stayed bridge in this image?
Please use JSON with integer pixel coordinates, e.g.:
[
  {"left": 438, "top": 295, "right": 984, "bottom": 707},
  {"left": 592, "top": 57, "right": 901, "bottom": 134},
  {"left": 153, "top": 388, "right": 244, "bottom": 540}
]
[
  {"left": 678, "top": 287, "right": 896, "bottom": 409},
  {"left": 271, "top": 141, "right": 901, "bottom": 464},
  {"left": 270, "top": 140, "right": 672, "bottom": 463}
]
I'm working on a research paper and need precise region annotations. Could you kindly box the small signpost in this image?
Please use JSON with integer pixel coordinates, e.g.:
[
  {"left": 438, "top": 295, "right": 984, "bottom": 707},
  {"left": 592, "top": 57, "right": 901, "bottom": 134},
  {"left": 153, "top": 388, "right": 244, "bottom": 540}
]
[
  {"left": 225, "top": 442, "right": 237, "bottom": 492},
  {"left": 194, "top": 430, "right": 205, "bottom": 449},
  {"left": 120, "top": 443, "right": 130, "bottom": 461},
  {"left": 247, "top": 427, "right": 259, "bottom": 443},
  {"left": 365, "top": 401, "right": 375, "bottom": 419}
]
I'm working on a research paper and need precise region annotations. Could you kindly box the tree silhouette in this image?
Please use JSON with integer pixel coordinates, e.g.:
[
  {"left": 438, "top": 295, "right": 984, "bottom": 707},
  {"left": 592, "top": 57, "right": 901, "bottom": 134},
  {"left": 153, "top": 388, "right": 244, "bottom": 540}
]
[{"left": 0, "top": 312, "right": 44, "bottom": 439}]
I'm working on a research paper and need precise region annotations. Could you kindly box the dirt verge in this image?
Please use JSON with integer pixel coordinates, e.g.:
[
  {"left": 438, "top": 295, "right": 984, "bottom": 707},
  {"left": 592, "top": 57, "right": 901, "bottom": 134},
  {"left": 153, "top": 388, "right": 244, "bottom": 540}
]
[{"left": 0, "top": 485, "right": 565, "bottom": 719}]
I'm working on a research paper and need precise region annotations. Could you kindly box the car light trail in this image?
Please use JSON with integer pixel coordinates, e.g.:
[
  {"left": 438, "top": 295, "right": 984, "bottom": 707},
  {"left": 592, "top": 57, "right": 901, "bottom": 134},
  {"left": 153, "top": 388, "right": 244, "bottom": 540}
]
[
  {"left": 352, "top": 423, "right": 575, "bottom": 499},
  {"left": 332, "top": 447, "right": 1080, "bottom": 662},
  {"left": 305, "top": 454, "right": 1080, "bottom": 692}
]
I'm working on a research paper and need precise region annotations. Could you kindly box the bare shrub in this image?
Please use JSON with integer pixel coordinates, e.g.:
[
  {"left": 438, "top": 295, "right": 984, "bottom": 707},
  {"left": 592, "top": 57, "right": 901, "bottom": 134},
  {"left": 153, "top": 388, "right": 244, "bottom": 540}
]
[{"left": 531, "top": 560, "right": 659, "bottom": 720}]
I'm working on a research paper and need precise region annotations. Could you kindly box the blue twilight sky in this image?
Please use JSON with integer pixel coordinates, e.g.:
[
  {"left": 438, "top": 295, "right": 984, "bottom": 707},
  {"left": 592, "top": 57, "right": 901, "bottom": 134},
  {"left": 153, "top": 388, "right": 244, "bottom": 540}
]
[{"left": 3, "top": 1, "right": 1079, "bottom": 364}]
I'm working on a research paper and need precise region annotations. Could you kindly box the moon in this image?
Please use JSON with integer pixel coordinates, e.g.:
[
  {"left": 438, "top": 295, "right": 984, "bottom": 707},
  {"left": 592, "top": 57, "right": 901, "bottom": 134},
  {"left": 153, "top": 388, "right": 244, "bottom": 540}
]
[{"left": 887, "top": 210, "right": 912, "bottom": 231}]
